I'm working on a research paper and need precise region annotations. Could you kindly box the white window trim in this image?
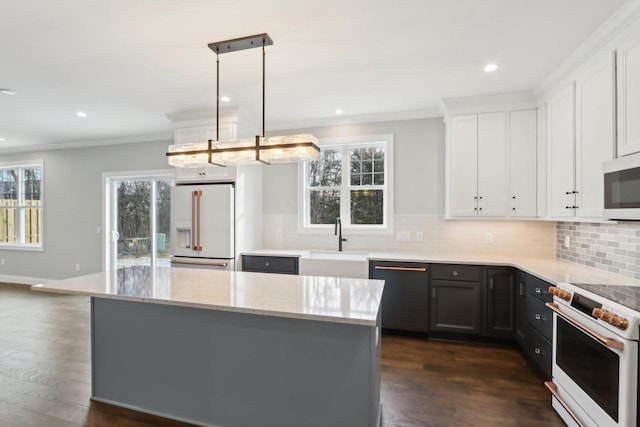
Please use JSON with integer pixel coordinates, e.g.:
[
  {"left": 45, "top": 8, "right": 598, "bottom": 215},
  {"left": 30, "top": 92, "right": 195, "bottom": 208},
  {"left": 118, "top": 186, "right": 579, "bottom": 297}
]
[
  {"left": 0, "top": 159, "right": 44, "bottom": 252},
  {"left": 297, "top": 134, "right": 394, "bottom": 235}
]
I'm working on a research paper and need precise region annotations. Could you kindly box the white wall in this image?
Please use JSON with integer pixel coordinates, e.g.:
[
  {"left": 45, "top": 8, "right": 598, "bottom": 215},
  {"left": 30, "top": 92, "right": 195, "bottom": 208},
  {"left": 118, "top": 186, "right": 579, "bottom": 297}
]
[{"left": 0, "top": 139, "right": 171, "bottom": 282}]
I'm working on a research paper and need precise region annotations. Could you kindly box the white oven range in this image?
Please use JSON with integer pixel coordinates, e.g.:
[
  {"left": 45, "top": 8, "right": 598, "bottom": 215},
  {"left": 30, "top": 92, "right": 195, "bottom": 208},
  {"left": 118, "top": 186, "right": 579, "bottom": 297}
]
[{"left": 546, "top": 282, "right": 640, "bottom": 427}]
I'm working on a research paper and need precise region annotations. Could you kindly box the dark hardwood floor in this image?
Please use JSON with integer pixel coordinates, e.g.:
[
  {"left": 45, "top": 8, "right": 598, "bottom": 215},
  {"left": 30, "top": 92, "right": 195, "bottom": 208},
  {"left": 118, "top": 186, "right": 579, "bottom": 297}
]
[{"left": 0, "top": 284, "right": 563, "bottom": 426}]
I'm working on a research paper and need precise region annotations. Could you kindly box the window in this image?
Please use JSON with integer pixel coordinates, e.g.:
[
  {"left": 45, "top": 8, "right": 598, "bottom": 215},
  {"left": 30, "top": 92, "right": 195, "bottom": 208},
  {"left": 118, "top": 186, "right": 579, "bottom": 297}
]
[
  {"left": 0, "top": 161, "right": 44, "bottom": 250},
  {"left": 301, "top": 135, "right": 393, "bottom": 231}
]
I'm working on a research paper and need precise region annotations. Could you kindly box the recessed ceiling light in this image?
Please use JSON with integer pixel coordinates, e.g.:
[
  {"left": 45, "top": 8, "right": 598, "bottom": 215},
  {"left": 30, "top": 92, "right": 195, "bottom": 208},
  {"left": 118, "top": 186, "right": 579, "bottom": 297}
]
[
  {"left": 220, "top": 96, "right": 230, "bottom": 102},
  {"left": 77, "top": 111, "right": 87, "bottom": 118},
  {"left": 0, "top": 89, "right": 16, "bottom": 95},
  {"left": 483, "top": 63, "right": 499, "bottom": 72},
  {"left": 335, "top": 109, "right": 344, "bottom": 114}
]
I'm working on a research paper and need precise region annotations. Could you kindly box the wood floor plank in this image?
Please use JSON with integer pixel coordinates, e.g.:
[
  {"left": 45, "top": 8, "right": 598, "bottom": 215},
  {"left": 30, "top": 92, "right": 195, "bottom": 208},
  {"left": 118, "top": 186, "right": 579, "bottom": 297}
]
[{"left": 0, "top": 284, "right": 564, "bottom": 426}]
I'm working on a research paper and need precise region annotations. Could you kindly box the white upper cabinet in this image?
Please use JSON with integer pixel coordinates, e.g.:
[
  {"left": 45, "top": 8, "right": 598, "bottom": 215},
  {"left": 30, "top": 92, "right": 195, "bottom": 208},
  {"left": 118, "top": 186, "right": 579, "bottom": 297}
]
[
  {"left": 509, "top": 110, "right": 537, "bottom": 217},
  {"left": 575, "top": 51, "right": 615, "bottom": 218},
  {"left": 546, "top": 84, "right": 576, "bottom": 218},
  {"left": 448, "top": 115, "right": 479, "bottom": 217},
  {"left": 617, "top": 25, "right": 640, "bottom": 157},
  {"left": 447, "top": 112, "right": 511, "bottom": 217},
  {"left": 477, "top": 113, "right": 508, "bottom": 217},
  {"left": 545, "top": 51, "right": 615, "bottom": 219}
]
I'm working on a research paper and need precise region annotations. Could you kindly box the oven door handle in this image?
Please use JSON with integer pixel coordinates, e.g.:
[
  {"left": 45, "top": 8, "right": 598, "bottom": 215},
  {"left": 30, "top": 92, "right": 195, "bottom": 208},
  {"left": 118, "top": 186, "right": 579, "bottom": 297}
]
[
  {"left": 544, "top": 381, "right": 586, "bottom": 427},
  {"left": 546, "top": 302, "right": 625, "bottom": 350}
]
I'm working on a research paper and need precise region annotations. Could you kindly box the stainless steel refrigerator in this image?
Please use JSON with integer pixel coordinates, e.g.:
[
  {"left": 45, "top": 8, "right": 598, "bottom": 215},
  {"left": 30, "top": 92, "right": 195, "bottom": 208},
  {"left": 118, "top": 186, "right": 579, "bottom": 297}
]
[{"left": 170, "top": 183, "right": 235, "bottom": 270}]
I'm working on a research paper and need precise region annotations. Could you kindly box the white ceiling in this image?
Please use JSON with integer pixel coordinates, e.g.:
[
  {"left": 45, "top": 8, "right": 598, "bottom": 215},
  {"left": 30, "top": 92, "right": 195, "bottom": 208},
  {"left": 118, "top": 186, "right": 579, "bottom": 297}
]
[{"left": 0, "top": 0, "right": 628, "bottom": 152}]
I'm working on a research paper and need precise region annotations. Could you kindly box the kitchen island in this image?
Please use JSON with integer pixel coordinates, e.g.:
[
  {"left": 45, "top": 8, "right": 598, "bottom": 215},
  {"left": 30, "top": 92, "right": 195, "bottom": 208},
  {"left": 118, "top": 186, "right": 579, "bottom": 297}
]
[{"left": 32, "top": 266, "right": 384, "bottom": 427}]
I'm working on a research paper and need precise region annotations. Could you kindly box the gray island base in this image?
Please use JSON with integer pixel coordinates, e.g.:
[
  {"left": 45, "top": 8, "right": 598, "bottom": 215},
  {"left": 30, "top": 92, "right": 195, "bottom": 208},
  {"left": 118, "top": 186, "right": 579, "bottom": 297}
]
[{"left": 33, "top": 267, "right": 383, "bottom": 427}]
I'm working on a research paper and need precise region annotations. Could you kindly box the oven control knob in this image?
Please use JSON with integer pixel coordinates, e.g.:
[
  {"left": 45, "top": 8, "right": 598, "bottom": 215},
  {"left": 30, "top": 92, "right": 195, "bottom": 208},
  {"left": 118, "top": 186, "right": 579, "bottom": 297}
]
[
  {"left": 593, "top": 308, "right": 603, "bottom": 318},
  {"left": 609, "top": 315, "right": 629, "bottom": 330},
  {"left": 601, "top": 310, "right": 611, "bottom": 322},
  {"left": 548, "top": 286, "right": 559, "bottom": 296},
  {"left": 558, "top": 290, "right": 572, "bottom": 301}
]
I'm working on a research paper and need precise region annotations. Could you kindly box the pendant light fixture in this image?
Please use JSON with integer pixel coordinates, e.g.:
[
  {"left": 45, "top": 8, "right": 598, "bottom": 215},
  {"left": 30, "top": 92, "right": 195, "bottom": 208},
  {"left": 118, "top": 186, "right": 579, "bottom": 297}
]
[{"left": 166, "top": 33, "right": 319, "bottom": 168}]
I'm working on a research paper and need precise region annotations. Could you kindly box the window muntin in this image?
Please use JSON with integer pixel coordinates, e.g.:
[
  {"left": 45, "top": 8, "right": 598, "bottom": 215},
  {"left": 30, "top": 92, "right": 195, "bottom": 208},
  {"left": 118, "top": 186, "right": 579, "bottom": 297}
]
[
  {"left": 0, "top": 162, "right": 43, "bottom": 248},
  {"left": 303, "top": 139, "right": 390, "bottom": 230}
]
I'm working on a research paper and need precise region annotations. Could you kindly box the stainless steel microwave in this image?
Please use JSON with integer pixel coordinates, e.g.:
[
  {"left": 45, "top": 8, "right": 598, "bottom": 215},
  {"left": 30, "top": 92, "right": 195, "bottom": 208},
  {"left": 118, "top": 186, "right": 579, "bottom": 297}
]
[{"left": 604, "top": 152, "right": 640, "bottom": 220}]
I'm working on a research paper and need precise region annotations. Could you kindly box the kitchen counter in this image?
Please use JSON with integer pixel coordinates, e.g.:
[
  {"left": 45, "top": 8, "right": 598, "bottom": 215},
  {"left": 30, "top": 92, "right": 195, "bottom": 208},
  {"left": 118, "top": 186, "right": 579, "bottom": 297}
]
[
  {"left": 32, "top": 265, "right": 384, "bottom": 326},
  {"left": 32, "top": 266, "right": 383, "bottom": 427},
  {"left": 244, "top": 249, "right": 640, "bottom": 287}
]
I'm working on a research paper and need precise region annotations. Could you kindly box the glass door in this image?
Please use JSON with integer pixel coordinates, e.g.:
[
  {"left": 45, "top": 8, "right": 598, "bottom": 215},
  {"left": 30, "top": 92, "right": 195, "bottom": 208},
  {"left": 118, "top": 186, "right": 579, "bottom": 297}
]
[{"left": 105, "top": 173, "right": 174, "bottom": 271}]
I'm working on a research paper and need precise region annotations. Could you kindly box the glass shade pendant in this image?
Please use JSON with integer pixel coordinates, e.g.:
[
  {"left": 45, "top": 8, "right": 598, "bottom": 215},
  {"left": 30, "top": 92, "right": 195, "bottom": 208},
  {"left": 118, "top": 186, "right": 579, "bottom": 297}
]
[{"left": 166, "top": 34, "right": 319, "bottom": 167}]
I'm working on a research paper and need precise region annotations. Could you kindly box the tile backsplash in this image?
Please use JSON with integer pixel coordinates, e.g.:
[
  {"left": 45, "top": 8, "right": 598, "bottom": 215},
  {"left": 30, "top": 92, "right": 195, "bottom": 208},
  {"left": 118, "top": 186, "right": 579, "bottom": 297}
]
[
  {"left": 262, "top": 214, "right": 556, "bottom": 258},
  {"left": 556, "top": 222, "right": 640, "bottom": 280}
]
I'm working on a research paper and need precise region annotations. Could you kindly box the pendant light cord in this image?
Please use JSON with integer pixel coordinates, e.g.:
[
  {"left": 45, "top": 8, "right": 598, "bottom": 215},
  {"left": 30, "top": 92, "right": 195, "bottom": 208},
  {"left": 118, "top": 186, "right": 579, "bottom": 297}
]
[
  {"left": 216, "top": 52, "right": 220, "bottom": 142},
  {"left": 262, "top": 43, "right": 265, "bottom": 138}
]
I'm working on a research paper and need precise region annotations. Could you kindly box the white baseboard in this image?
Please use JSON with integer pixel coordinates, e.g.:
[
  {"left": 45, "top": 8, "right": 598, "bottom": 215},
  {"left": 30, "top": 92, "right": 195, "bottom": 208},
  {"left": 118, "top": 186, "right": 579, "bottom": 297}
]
[{"left": 0, "top": 274, "right": 53, "bottom": 286}]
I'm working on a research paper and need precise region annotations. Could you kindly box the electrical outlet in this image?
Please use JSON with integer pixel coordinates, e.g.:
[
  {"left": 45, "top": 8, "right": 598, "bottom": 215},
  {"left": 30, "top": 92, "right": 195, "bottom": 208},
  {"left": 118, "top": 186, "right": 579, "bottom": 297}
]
[
  {"left": 276, "top": 229, "right": 283, "bottom": 239},
  {"left": 75, "top": 264, "right": 81, "bottom": 271},
  {"left": 1, "top": 258, "right": 5, "bottom": 266},
  {"left": 397, "top": 231, "right": 411, "bottom": 241},
  {"left": 564, "top": 235, "right": 570, "bottom": 248},
  {"left": 485, "top": 233, "right": 493, "bottom": 244},
  {"left": 96, "top": 226, "right": 101, "bottom": 234},
  {"left": 415, "top": 232, "right": 424, "bottom": 241}
]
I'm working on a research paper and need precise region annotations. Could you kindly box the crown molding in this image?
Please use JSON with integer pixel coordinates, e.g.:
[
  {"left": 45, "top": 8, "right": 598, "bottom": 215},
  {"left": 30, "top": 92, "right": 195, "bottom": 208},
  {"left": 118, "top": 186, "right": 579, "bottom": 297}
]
[
  {"left": 536, "top": 0, "right": 640, "bottom": 98},
  {"left": 266, "top": 108, "right": 441, "bottom": 131},
  {"left": 439, "top": 92, "right": 537, "bottom": 116},
  {"left": 0, "top": 132, "right": 174, "bottom": 155}
]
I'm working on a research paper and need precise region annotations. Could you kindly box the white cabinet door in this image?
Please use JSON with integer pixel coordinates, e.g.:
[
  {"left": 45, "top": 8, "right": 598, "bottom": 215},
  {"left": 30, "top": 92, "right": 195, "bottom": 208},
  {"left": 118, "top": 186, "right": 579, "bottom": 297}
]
[
  {"left": 477, "top": 112, "right": 507, "bottom": 217},
  {"left": 509, "top": 110, "right": 537, "bottom": 217},
  {"left": 617, "top": 28, "right": 640, "bottom": 157},
  {"left": 547, "top": 84, "right": 576, "bottom": 218},
  {"left": 575, "top": 51, "right": 615, "bottom": 218},
  {"left": 448, "top": 115, "right": 478, "bottom": 217}
]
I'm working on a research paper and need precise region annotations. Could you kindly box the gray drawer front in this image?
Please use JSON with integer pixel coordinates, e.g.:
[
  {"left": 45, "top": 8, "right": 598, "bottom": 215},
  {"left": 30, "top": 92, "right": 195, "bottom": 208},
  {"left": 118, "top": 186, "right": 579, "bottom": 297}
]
[
  {"left": 526, "top": 324, "right": 552, "bottom": 378},
  {"left": 242, "top": 255, "right": 298, "bottom": 275},
  {"left": 526, "top": 275, "right": 553, "bottom": 302},
  {"left": 526, "top": 295, "right": 553, "bottom": 341},
  {"left": 430, "top": 264, "right": 481, "bottom": 282}
]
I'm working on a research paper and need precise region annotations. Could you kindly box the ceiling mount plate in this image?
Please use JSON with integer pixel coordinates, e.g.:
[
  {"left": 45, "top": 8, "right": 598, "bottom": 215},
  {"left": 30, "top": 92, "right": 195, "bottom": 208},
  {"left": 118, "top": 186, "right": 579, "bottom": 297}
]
[{"left": 208, "top": 33, "right": 273, "bottom": 55}]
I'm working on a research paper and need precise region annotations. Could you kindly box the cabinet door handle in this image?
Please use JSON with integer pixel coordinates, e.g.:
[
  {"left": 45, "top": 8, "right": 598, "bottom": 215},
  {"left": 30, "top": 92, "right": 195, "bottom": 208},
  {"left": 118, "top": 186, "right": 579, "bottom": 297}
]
[
  {"left": 535, "top": 287, "right": 542, "bottom": 294},
  {"left": 535, "top": 314, "right": 542, "bottom": 320},
  {"left": 519, "top": 281, "right": 525, "bottom": 296},
  {"left": 374, "top": 266, "right": 427, "bottom": 272},
  {"left": 489, "top": 278, "right": 494, "bottom": 290},
  {"left": 432, "top": 288, "right": 437, "bottom": 299}
]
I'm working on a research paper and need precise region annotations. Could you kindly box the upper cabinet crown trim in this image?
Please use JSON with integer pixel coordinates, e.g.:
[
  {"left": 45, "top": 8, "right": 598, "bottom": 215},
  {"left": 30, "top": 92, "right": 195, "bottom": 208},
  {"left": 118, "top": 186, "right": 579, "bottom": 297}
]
[
  {"left": 439, "top": 92, "right": 537, "bottom": 116},
  {"left": 536, "top": 0, "right": 640, "bottom": 98}
]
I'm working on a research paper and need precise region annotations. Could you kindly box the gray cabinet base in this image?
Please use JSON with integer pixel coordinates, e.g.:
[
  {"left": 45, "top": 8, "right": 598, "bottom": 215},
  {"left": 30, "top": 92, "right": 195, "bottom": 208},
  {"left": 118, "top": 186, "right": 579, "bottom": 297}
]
[{"left": 91, "top": 298, "right": 380, "bottom": 427}]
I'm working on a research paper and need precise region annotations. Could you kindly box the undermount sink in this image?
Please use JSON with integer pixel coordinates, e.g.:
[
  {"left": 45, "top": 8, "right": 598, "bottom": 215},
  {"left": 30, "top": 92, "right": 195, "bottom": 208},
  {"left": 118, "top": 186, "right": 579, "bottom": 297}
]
[
  {"left": 299, "top": 251, "right": 370, "bottom": 279},
  {"left": 304, "top": 251, "right": 369, "bottom": 261}
]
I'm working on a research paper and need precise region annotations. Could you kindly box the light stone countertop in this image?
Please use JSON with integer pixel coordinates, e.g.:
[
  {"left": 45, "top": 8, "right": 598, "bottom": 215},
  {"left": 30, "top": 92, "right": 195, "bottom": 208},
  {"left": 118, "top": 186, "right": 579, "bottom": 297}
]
[
  {"left": 244, "top": 249, "right": 640, "bottom": 287},
  {"left": 32, "top": 266, "right": 384, "bottom": 326}
]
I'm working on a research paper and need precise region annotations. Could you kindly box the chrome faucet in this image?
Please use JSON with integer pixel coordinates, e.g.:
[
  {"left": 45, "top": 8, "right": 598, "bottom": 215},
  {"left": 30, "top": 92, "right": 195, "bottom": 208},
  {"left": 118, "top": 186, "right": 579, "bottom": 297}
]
[{"left": 334, "top": 218, "right": 347, "bottom": 251}]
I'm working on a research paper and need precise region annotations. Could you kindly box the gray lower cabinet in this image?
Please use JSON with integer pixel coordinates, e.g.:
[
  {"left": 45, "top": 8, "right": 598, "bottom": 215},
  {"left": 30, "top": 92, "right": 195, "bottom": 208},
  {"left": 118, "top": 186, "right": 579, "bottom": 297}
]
[
  {"left": 514, "top": 271, "right": 528, "bottom": 346},
  {"left": 369, "top": 261, "right": 429, "bottom": 333},
  {"left": 241, "top": 255, "right": 299, "bottom": 275},
  {"left": 521, "top": 273, "right": 553, "bottom": 378},
  {"left": 486, "top": 267, "right": 516, "bottom": 337},
  {"left": 429, "top": 264, "right": 482, "bottom": 334}
]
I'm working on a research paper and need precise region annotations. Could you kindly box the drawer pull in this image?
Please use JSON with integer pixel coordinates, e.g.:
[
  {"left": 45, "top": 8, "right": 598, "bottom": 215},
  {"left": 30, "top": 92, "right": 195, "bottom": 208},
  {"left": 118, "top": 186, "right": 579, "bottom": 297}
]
[
  {"left": 265, "top": 262, "right": 270, "bottom": 266},
  {"left": 452, "top": 270, "right": 458, "bottom": 276},
  {"left": 535, "top": 314, "right": 542, "bottom": 321},
  {"left": 535, "top": 287, "right": 542, "bottom": 294},
  {"left": 534, "top": 347, "right": 541, "bottom": 355},
  {"left": 374, "top": 266, "right": 427, "bottom": 272}
]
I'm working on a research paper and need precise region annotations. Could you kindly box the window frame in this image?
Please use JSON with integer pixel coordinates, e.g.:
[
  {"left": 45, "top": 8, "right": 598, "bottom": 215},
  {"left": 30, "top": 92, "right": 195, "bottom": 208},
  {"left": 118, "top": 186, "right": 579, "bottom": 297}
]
[
  {"left": 298, "top": 134, "right": 394, "bottom": 234},
  {"left": 0, "top": 160, "right": 44, "bottom": 251}
]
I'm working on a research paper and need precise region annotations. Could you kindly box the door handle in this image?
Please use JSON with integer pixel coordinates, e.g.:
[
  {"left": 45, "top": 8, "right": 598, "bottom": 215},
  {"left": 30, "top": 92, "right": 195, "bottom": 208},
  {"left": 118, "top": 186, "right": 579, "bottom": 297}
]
[
  {"left": 546, "top": 302, "right": 624, "bottom": 350},
  {"left": 195, "top": 190, "right": 203, "bottom": 251},
  {"left": 191, "top": 190, "right": 197, "bottom": 250}
]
